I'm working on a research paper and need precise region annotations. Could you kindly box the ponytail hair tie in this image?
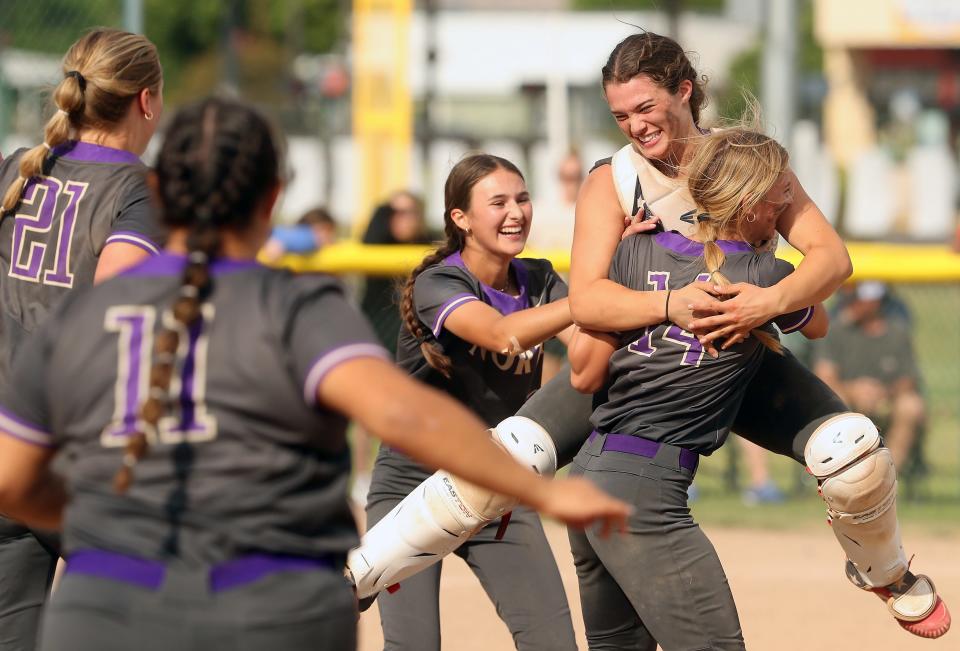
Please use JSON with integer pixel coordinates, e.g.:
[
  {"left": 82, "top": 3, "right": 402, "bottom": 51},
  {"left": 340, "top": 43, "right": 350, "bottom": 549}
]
[
  {"left": 696, "top": 213, "right": 712, "bottom": 223},
  {"left": 65, "top": 70, "right": 87, "bottom": 92},
  {"left": 57, "top": 109, "right": 70, "bottom": 118},
  {"left": 41, "top": 142, "right": 51, "bottom": 151}
]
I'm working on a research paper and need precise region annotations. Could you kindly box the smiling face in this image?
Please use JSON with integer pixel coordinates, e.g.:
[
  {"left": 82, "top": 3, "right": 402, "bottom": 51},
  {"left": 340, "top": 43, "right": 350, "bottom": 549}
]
[
  {"left": 451, "top": 168, "right": 532, "bottom": 259},
  {"left": 605, "top": 75, "right": 698, "bottom": 170},
  {"left": 739, "top": 173, "right": 793, "bottom": 245}
]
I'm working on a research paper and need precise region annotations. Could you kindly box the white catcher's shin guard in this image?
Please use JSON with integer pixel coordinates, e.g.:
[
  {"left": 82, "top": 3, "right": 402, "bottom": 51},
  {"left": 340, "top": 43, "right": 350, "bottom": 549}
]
[
  {"left": 805, "top": 413, "right": 908, "bottom": 589},
  {"left": 348, "top": 417, "right": 558, "bottom": 600}
]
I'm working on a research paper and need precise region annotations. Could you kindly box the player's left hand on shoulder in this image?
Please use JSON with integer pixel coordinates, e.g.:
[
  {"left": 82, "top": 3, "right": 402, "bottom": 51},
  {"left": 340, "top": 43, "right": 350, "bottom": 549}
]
[{"left": 621, "top": 213, "right": 661, "bottom": 240}]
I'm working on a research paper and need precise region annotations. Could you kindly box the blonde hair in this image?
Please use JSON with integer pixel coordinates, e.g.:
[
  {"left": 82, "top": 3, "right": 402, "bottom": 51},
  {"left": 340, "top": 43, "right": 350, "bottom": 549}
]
[
  {"left": 686, "top": 128, "right": 790, "bottom": 353},
  {"left": 2, "top": 29, "right": 162, "bottom": 215}
]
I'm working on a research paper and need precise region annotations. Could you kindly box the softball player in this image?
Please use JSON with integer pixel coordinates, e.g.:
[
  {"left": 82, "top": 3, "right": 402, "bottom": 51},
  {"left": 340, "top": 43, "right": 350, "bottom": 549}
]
[
  {"left": 0, "top": 28, "right": 163, "bottom": 650},
  {"left": 565, "top": 129, "right": 825, "bottom": 650},
  {"left": 364, "top": 154, "right": 580, "bottom": 650},
  {"left": 357, "top": 31, "right": 949, "bottom": 640},
  {"left": 0, "top": 98, "right": 628, "bottom": 651}
]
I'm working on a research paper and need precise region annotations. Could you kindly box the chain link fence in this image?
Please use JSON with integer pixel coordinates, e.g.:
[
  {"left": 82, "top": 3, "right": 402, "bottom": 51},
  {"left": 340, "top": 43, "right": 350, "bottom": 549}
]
[{"left": 0, "top": 1, "right": 126, "bottom": 148}]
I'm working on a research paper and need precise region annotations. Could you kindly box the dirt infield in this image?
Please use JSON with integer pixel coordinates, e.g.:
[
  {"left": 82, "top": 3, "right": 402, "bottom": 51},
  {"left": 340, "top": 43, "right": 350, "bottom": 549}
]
[{"left": 358, "top": 520, "right": 958, "bottom": 650}]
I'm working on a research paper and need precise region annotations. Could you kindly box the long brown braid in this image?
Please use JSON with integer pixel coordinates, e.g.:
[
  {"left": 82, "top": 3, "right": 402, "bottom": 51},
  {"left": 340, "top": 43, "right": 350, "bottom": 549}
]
[
  {"left": 398, "top": 154, "right": 524, "bottom": 378},
  {"left": 113, "top": 98, "right": 280, "bottom": 493}
]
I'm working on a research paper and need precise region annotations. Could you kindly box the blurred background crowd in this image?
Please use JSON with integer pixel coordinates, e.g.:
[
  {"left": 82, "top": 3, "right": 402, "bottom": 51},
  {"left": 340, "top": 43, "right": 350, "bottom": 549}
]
[{"left": 2, "top": 0, "right": 959, "bottom": 513}]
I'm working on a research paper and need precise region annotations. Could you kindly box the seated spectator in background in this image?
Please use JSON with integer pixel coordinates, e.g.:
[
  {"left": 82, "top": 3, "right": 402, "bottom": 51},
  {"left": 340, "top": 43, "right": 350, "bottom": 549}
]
[
  {"left": 354, "top": 191, "right": 431, "bottom": 505},
  {"left": 529, "top": 150, "right": 584, "bottom": 382},
  {"left": 813, "top": 281, "right": 925, "bottom": 468},
  {"left": 527, "top": 149, "right": 582, "bottom": 253},
  {"left": 261, "top": 206, "right": 338, "bottom": 261}
]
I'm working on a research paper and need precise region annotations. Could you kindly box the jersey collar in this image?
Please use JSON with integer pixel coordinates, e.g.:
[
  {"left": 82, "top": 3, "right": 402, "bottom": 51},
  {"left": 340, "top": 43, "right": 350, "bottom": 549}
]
[
  {"left": 654, "top": 231, "right": 754, "bottom": 257},
  {"left": 443, "top": 251, "right": 530, "bottom": 315},
  {"left": 51, "top": 140, "right": 141, "bottom": 165}
]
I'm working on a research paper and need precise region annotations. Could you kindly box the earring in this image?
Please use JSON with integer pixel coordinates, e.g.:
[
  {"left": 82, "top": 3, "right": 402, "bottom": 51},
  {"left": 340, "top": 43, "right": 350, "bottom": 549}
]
[
  {"left": 746, "top": 213, "right": 757, "bottom": 223},
  {"left": 144, "top": 112, "right": 154, "bottom": 121}
]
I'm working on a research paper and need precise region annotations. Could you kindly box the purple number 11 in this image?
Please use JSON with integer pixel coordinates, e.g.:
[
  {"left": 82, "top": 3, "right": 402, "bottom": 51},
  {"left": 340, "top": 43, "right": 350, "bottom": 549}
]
[
  {"left": 101, "top": 305, "right": 218, "bottom": 447},
  {"left": 9, "top": 177, "right": 87, "bottom": 288}
]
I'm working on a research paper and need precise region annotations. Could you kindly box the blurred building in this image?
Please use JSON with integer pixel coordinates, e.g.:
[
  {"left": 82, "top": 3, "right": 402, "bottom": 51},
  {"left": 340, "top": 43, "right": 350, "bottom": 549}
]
[
  {"left": 816, "top": 0, "right": 960, "bottom": 241},
  {"left": 289, "top": 6, "right": 761, "bottom": 229}
]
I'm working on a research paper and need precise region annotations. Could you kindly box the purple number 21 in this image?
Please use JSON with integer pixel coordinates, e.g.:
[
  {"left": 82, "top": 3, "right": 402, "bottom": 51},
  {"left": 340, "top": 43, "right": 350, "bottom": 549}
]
[{"left": 9, "top": 177, "right": 87, "bottom": 288}]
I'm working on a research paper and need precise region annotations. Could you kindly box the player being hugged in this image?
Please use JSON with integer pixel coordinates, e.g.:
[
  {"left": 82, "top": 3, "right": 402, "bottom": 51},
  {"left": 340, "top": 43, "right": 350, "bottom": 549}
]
[
  {"left": 0, "top": 99, "right": 628, "bottom": 651},
  {"left": 566, "top": 128, "right": 828, "bottom": 650},
  {"left": 0, "top": 28, "right": 164, "bottom": 650},
  {"left": 355, "top": 154, "right": 582, "bottom": 651}
]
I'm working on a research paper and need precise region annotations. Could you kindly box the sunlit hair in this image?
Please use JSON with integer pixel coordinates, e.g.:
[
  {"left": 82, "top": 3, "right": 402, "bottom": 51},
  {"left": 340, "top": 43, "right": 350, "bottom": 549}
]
[
  {"left": 602, "top": 31, "right": 708, "bottom": 125},
  {"left": 685, "top": 128, "right": 790, "bottom": 353},
  {"left": 2, "top": 28, "right": 162, "bottom": 214},
  {"left": 399, "top": 154, "right": 524, "bottom": 378}
]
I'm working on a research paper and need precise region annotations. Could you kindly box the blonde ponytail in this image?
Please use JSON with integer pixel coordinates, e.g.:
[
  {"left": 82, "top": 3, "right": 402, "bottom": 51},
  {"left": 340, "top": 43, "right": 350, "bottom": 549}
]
[{"left": 2, "top": 29, "right": 161, "bottom": 215}]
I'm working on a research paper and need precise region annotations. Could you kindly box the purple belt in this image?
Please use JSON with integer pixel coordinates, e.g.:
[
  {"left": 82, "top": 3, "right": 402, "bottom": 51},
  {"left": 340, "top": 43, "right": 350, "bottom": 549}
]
[
  {"left": 588, "top": 431, "right": 699, "bottom": 472},
  {"left": 66, "top": 549, "right": 338, "bottom": 592}
]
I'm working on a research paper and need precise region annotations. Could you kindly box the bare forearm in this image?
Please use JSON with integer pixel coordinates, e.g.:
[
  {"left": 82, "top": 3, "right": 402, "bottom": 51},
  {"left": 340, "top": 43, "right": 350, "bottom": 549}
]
[
  {"left": 493, "top": 299, "right": 573, "bottom": 351},
  {"left": 570, "top": 280, "right": 666, "bottom": 331},
  {"left": 1, "top": 472, "right": 65, "bottom": 530}
]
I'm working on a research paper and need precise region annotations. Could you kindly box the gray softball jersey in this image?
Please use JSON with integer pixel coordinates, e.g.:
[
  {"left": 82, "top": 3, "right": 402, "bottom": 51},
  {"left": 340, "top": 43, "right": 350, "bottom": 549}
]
[
  {"left": 0, "top": 254, "right": 389, "bottom": 563},
  {"left": 0, "top": 141, "right": 163, "bottom": 389},
  {"left": 396, "top": 252, "right": 568, "bottom": 426},
  {"left": 376, "top": 253, "right": 568, "bottom": 494},
  {"left": 591, "top": 231, "right": 814, "bottom": 454}
]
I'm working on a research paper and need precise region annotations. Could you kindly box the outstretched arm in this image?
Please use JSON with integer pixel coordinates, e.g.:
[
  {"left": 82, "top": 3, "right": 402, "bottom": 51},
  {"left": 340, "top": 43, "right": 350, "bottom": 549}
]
[
  {"left": 443, "top": 298, "right": 572, "bottom": 355},
  {"left": 0, "top": 437, "right": 64, "bottom": 530}
]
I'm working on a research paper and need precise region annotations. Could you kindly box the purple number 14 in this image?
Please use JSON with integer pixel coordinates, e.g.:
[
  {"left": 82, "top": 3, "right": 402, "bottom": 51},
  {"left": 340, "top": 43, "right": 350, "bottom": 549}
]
[{"left": 9, "top": 177, "right": 87, "bottom": 288}]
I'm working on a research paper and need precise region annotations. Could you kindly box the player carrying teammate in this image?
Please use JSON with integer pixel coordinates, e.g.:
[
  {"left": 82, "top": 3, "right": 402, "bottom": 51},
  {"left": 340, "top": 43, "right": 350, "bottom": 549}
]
[
  {"left": 0, "top": 28, "right": 163, "bottom": 651},
  {"left": 0, "top": 98, "right": 628, "bottom": 651},
  {"left": 358, "top": 154, "right": 581, "bottom": 650},
  {"left": 565, "top": 128, "right": 825, "bottom": 650}
]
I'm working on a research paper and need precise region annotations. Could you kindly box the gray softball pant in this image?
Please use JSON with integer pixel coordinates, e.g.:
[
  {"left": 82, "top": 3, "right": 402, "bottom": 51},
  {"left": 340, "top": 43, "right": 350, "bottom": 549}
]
[
  {"left": 567, "top": 433, "right": 744, "bottom": 651},
  {"left": 0, "top": 518, "right": 58, "bottom": 651},
  {"left": 38, "top": 552, "right": 356, "bottom": 651}
]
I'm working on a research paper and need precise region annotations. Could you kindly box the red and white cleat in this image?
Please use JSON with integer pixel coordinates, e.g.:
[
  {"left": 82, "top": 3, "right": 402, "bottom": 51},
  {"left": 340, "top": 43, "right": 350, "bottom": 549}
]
[{"left": 848, "top": 562, "right": 951, "bottom": 639}]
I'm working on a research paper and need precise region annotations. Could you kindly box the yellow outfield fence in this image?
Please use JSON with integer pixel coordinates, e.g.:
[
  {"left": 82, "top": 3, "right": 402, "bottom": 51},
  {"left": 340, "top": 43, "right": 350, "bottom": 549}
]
[{"left": 275, "top": 241, "right": 960, "bottom": 282}]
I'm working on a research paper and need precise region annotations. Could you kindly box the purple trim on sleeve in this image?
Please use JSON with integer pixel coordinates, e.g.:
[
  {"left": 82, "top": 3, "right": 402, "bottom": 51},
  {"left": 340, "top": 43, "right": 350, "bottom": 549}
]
[
  {"left": 0, "top": 406, "right": 54, "bottom": 448},
  {"left": 51, "top": 141, "right": 141, "bottom": 165},
  {"left": 777, "top": 306, "right": 815, "bottom": 333},
  {"left": 431, "top": 293, "right": 480, "bottom": 336},
  {"left": 654, "top": 231, "right": 754, "bottom": 257},
  {"left": 442, "top": 252, "right": 530, "bottom": 316},
  {"left": 105, "top": 231, "right": 160, "bottom": 256},
  {"left": 120, "top": 253, "right": 262, "bottom": 278},
  {"left": 303, "top": 343, "right": 391, "bottom": 405}
]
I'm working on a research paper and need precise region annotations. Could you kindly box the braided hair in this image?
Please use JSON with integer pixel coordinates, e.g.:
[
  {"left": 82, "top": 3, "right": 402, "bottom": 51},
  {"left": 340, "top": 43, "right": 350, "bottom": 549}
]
[
  {"left": 113, "top": 97, "right": 280, "bottom": 493},
  {"left": 398, "top": 154, "right": 524, "bottom": 378},
  {"left": 2, "top": 28, "right": 161, "bottom": 215},
  {"left": 686, "top": 128, "right": 790, "bottom": 354}
]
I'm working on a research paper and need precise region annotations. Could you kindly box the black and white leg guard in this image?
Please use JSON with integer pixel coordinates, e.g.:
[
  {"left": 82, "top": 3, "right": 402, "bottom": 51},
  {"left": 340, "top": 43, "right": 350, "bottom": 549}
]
[
  {"left": 805, "top": 413, "right": 909, "bottom": 589},
  {"left": 347, "top": 417, "right": 558, "bottom": 600}
]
